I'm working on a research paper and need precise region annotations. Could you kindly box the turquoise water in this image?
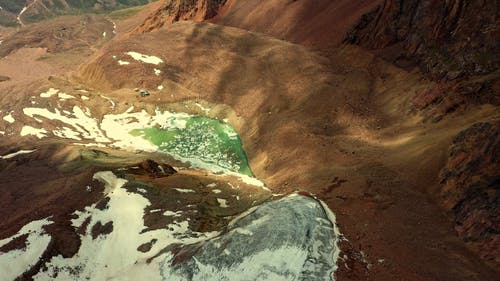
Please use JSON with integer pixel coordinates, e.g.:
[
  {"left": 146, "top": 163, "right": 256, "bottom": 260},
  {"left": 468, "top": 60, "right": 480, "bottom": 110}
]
[{"left": 130, "top": 116, "right": 252, "bottom": 176}]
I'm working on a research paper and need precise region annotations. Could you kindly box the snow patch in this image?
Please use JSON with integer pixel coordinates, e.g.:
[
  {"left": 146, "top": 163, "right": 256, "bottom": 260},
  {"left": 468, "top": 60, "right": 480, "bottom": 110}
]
[
  {"left": 217, "top": 198, "right": 228, "bottom": 208},
  {"left": 174, "top": 188, "right": 195, "bottom": 193},
  {"left": 1, "top": 149, "right": 36, "bottom": 159},
  {"left": 163, "top": 210, "right": 183, "bottom": 217},
  {"left": 53, "top": 126, "right": 82, "bottom": 140},
  {"left": 20, "top": 126, "right": 47, "bottom": 139},
  {"left": 23, "top": 106, "right": 111, "bottom": 143},
  {"left": 3, "top": 112, "right": 15, "bottom": 123},
  {"left": 40, "top": 88, "right": 59, "bottom": 98},
  {"left": 126, "top": 52, "right": 163, "bottom": 65},
  {"left": 58, "top": 92, "right": 75, "bottom": 100},
  {"left": 34, "top": 171, "right": 218, "bottom": 281},
  {"left": 0, "top": 218, "right": 53, "bottom": 281}
]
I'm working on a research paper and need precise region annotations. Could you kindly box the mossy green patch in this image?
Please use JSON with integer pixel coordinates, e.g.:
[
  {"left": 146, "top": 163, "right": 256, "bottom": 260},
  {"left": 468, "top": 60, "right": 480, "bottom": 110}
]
[{"left": 108, "top": 5, "right": 145, "bottom": 19}]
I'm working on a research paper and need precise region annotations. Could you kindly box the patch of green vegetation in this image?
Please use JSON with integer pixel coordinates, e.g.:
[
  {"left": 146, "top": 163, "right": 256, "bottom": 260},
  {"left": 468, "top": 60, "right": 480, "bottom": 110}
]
[
  {"left": 0, "top": 10, "right": 18, "bottom": 27},
  {"left": 0, "top": 0, "right": 26, "bottom": 13},
  {"left": 18, "top": 0, "right": 153, "bottom": 24},
  {"left": 131, "top": 117, "right": 253, "bottom": 176},
  {"left": 108, "top": 5, "right": 146, "bottom": 20}
]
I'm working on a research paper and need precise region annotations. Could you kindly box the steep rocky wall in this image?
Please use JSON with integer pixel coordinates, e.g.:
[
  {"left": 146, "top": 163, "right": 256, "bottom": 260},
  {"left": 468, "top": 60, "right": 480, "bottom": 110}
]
[
  {"left": 440, "top": 122, "right": 500, "bottom": 267},
  {"left": 346, "top": 0, "right": 500, "bottom": 80},
  {"left": 346, "top": 0, "right": 500, "bottom": 267},
  {"left": 134, "top": 0, "right": 227, "bottom": 33}
]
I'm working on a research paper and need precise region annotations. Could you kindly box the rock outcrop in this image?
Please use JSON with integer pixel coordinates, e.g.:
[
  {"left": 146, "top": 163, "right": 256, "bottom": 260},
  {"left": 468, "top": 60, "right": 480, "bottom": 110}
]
[
  {"left": 412, "top": 78, "right": 500, "bottom": 123},
  {"left": 128, "top": 159, "right": 177, "bottom": 178},
  {"left": 440, "top": 122, "right": 500, "bottom": 266},
  {"left": 134, "top": 0, "right": 227, "bottom": 33},
  {"left": 346, "top": 0, "right": 500, "bottom": 80}
]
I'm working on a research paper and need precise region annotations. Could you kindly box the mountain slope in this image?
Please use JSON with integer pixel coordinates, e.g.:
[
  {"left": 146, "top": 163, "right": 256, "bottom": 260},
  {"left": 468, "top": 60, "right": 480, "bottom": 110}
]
[
  {"left": 0, "top": 0, "right": 498, "bottom": 280},
  {"left": 0, "top": 0, "right": 153, "bottom": 26}
]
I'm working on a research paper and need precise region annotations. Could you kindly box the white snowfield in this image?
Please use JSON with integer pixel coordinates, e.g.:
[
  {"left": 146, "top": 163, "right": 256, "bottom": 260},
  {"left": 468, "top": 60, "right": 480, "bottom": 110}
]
[
  {"left": 39, "top": 88, "right": 59, "bottom": 98},
  {"left": 126, "top": 51, "right": 164, "bottom": 65},
  {"left": 3, "top": 112, "right": 15, "bottom": 123},
  {"left": 57, "top": 93, "right": 75, "bottom": 100},
  {"left": 32, "top": 171, "right": 219, "bottom": 281},
  {"left": 20, "top": 126, "right": 47, "bottom": 139},
  {"left": 0, "top": 218, "right": 53, "bottom": 281}
]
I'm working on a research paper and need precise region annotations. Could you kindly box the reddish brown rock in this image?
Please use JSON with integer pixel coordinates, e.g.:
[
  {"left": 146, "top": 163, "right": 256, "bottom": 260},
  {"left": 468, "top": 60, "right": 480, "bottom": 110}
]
[
  {"left": 134, "top": 0, "right": 227, "bottom": 33},
  {"left": 128, "top": 159, "right": 177, "bottom": 178},
  {"left": 440, "top": 121, "right": 500, "bottom": 266},
  {"left": 346, "top": 0, "right": 500, "bottom": 80},
  {"left": 412, "top": 78, "right": 500, "bottom": 122}
]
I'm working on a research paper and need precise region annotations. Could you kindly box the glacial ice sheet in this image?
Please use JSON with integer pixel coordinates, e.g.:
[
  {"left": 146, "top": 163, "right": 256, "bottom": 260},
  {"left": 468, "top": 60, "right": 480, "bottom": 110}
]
[{"left": 161, "top": 194, "right": 340, "bottom": 281}]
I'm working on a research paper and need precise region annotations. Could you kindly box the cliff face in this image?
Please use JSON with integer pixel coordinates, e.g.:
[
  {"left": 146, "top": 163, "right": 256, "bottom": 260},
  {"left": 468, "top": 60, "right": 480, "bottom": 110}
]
[
  {"left": 134, "top": 0, "right": 227, "bottom": 33},
  {"left": 346, "top": 0, "right": 499, "bottom": 80},
  {"left": 439, "top": 122, "right": 500, "bottom": 266},
  {"left": 345, "top": 0, "right": 500, "bottom": 267}
]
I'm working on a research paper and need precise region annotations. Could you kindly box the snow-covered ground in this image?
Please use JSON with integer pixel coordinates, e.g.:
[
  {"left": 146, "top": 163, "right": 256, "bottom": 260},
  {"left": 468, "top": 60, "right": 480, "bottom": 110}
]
[
  {"left": 31, "top": 171, "right": 219, "bottom": 281},
  {"left": 0, "top": 218, "right": 52, "bottom": 281},
  {"left": 161, "top": 194, "right": 340, "bottom": 281},
  {"left": 126, "top": 51, "right": 163, "bottom": 65}
]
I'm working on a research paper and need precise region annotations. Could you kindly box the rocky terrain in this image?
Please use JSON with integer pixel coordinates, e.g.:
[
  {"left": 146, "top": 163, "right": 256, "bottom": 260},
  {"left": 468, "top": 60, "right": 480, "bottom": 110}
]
[{"left": 0, "top": 0, "right": 498, "bottom": 280}]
